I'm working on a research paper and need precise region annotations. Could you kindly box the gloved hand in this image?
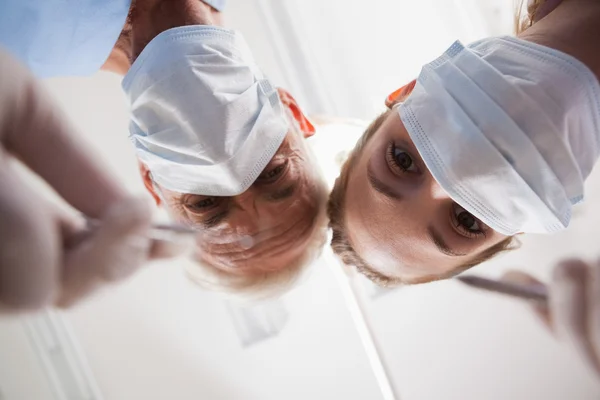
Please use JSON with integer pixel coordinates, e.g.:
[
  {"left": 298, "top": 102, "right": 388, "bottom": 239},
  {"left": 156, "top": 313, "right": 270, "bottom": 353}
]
[
  {"left": 502, "top": 259, "right": 600, "bottom": 380},
  {"left": 0, "top": 48, "right": 188, "bottom": 312}
]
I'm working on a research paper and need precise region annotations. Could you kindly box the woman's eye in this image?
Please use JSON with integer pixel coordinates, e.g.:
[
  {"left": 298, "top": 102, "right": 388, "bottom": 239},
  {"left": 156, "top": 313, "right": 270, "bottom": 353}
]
[
  {"left": 386, "top": 143, "right": 418, "bottom": 174},
  {"left": 258, "top": 161, "right": 288, "bottom": 182},
  {"left": 453, "top": 204, "right": 482, "bottom": 234}
]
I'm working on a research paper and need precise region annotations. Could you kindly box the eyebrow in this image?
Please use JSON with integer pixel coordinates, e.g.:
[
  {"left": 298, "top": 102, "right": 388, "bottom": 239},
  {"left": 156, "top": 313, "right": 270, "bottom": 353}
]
[
  {"left": 266, "top": 183, "right": 298, "bottom": 202},
  {"left": 202, "top": 210, "right": 229, "bottom": 228},
  {"left": 198, "top": 183, "right": 297, "bottom": 228},
  {"left": 367, "top": 163, "right": 402, "bottom": 200},
  {"left": 427, "top": 226, "right": 467, "bottom": 257}
]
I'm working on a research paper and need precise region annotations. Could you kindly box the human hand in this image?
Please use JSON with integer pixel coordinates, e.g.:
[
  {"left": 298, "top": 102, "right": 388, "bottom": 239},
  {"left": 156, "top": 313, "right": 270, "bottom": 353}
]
[
  {"left": 0, "top": 48, "right": 188, "bottom": 312},
  {"left": 502, "top": 259, "right": 600, "bottom": 379}
]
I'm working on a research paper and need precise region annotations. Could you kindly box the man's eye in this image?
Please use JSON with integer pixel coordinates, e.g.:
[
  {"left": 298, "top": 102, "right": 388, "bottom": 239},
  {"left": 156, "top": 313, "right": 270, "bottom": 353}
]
[
  {"left": 258, "top": 161, "right": 288, "bottom": 182},
  {"left": 386, "top": 143, "right": 418, "bottom": 174}
]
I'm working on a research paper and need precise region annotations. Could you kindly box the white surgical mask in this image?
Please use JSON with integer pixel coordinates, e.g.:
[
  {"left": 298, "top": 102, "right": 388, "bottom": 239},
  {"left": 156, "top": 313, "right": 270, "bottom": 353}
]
[
  {"left": 122, "top": 26, "right": 289, "bottom": 196},
  {"left": 398, "top": 37, "right": 600, "bottom": 235}
]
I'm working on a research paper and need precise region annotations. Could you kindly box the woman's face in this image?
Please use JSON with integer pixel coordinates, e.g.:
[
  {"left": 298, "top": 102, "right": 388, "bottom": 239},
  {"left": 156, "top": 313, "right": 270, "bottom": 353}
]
[{"left": 343, "top": 109, "right": 509, "bottom": 283}]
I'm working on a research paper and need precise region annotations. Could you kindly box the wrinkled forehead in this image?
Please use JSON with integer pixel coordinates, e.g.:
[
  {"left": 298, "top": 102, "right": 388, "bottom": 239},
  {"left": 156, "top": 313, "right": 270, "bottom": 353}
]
[
  {"left": 196, "top": 182, "right": 325, "bottom": 269},
  {"left": 194, "top": 206, "right": 319, "bottom": 272}
]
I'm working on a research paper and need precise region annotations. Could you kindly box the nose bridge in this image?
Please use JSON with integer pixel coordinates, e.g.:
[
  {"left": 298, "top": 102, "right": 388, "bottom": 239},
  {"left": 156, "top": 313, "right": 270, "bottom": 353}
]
[
  {"left": 411, "top": 175, "right": 452, "bottom": 222},
  {"left": 231, "top": 188, "right": 257, "bottom": 211},
  {"left": 229, "top": 188, "right": 271, "bottom": 234},
  {"left": 427, "top": 175, "right": 450, "bottom": 201}
]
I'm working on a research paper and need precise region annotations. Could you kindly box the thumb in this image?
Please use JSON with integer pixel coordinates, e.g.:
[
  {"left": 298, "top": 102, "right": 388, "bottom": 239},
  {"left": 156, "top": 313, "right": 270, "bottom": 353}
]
[
  {"left": 0, "top": 48, "right": 126, "bottom": 218},
  {"left": 57, "top": 196, "right": 153, "bottom": 308},
  {"left": 501, "top": 270, "right": 552, "bottom": 332}
]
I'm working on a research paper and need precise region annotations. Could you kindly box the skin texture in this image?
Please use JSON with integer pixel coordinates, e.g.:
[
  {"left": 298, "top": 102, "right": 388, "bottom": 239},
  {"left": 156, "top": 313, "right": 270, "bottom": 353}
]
[
  {"left": 342, "top": 0, "right": 600, "bottom": 283},
  {"left": 111, "top": 0, "right": 325, "bottom": 275}
]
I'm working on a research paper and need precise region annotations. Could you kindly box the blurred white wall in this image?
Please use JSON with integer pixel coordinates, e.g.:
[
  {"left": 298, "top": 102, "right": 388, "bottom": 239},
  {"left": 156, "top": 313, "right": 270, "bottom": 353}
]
[{"left": 243, "top": 0, "right": 516, "bottom": 119}]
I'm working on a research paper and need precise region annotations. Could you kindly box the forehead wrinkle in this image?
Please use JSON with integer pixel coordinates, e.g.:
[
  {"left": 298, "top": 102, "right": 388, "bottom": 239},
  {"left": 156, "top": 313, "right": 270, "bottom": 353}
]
[
  {"left": 198, "top": 167, "right": 307, "bottom": 240},
  {"left": 197, "top": 172, "right": 319, "bottom": 268},
  {"left": 198, "top": 201, "right": 316, "bottom": 271},
  {"left": 222, "top": 213, "right": 314, "bottom": 262},
  {"left": 203, "top": 189, "right": 314, "bottom": 255},
  {"left": 197, "top": 187, "right": 307, "bottom": 244}
]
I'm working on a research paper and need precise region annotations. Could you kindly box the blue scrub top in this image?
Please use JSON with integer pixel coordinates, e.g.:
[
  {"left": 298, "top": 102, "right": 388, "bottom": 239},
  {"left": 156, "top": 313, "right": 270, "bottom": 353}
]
[{"left": 0, "top": 0, "right": 227, "bottom": 78}]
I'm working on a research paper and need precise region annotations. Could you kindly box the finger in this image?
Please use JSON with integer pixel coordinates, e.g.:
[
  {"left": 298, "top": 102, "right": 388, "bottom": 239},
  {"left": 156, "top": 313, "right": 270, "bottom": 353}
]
[
  {"left": 43, "top": 198, "right": 88, "bottom": 248},
  {"left": 0, "top": 49, "right": 125, "bottom": 218},
  {"left": 56, "top": 197, "right": 153, "bottom": 308},
  {"left": 588, "top": 259, "right": 600, "bottom": 374},
  {"left": 551, "top": 260, "right": 600, "bottom": 373},
  {"left": 0, "top": 162, "right": 59, "bottom": 310},
  {"left": 501, "top": 270, "right": 552, "bottom": 330}
]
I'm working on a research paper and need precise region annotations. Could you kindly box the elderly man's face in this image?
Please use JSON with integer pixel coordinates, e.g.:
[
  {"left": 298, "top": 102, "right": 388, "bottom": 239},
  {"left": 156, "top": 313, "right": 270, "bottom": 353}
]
[{"left": 140, "top": 89, "right": 325, "bottom": 273}]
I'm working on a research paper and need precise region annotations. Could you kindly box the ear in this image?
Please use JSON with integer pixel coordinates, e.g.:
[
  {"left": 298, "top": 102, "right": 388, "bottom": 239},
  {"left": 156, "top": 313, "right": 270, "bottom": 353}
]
[
  {"left": 277, "top": 88, "right": 316, "bottom": 138},
  {"left": 138, "top": 161, "right": 162, "bottom": 206},
  {"left": 385, "top": 79, "right": 417, "bottom": 109}
]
